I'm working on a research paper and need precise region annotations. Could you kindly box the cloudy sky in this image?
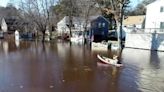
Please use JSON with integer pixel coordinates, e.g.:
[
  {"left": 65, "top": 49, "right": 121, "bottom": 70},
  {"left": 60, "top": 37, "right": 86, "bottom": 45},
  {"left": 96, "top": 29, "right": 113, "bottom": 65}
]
[
  {"left": 130, "top": 0, "right": 143, "bottom": 7},
  {"left": 0, "top": 0, "right": 18, "bottom": 7},
  {"left": 0, "top": 0, "right": 10, "bottom": 7}
]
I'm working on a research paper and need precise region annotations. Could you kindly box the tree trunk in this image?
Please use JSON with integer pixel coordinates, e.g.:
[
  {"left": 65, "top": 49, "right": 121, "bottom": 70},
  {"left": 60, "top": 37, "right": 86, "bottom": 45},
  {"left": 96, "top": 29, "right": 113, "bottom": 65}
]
[
  {"left": 116, "top": 20, "right": 121, "bottom": 49},
  {"left": 42, "top": 30, "right": 46, "bottom": 42},
  {"left": 83, "top": 6, "right": 91, "bottom": 44},
  {"left": 68, "top": 15, "right": 73, "bottom": 38},
  {"left": 120, "top": 4, "right": 124, "bottom": 49},
  {"left": 69, "top": 27, "right": 72, "bottom": 37},
  {"left": 120, "top": 3, "right": 124, "bottom": 48},
  {"left": 83, "top": 28, "right": 87, "bottom": 44}
]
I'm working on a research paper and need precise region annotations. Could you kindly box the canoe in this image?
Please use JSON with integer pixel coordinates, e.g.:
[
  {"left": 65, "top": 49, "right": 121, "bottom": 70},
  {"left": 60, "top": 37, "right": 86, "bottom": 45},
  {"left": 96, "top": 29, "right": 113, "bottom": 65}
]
[{"left": 97, "top": 54, "right": 123, "bottom": 67}]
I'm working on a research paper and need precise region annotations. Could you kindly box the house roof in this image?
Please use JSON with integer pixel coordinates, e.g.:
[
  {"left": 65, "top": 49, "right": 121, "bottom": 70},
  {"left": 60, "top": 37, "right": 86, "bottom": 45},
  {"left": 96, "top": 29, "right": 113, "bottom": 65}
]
[
  {"left": 57, "top": 16, "right": 85, "bottom": 25},
  {"left": 90, "top": 15, "right": 110, "bottom": 23},
  {"left": 123, "top": 15, "right": 145, "bottom": 26},
  {"left": 58, "top": 15, "right": 109, "bottom": 25},
  {"left": 57, "top": 15, "right": 111, "bottom": 31}
]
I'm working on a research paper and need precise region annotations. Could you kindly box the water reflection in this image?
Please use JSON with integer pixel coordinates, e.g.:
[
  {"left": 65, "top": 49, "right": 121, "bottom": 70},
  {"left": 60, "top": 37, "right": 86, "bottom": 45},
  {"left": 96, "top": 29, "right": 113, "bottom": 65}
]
[
  {"left": 0, "top": 41, "right": 164, "bottom": 92},
  {"left": 122, "top": 48, "right": 164, "bottom": 92},
  {"left": 15, "top": 40, "right": 20, "bottom": 48},
  {"left": 2, "top": 41, "right": 8, "bottom": 55},
  {"left": 138, "top": 50, "right": 164, "bottom": 92},
  {"left": 149, "top": 51, "right": 160, "bottom": 69},
  {"left": 0, "top": 40, "right": 31, "bottom": 54},
  {"left": 95, "top": 62, "right": 122, "bottom": 92}
]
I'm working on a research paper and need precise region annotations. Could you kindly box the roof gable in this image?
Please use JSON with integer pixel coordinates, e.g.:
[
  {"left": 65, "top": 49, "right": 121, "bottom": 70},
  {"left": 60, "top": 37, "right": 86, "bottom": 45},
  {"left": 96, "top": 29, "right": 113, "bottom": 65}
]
[
  {"left": 90, "top": 15, "right": 110, "bottom": 23},
  {"left": 57, "top": 16, "right": 85, "bottom": 25}
]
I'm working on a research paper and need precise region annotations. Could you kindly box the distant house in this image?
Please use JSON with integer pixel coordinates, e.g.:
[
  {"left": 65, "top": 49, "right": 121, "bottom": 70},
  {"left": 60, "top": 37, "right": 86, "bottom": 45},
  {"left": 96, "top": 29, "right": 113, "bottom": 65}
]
[
  {"left": 57, "top": 16, "right": 87, "bottom": 36},
  {"left": 0, "top": 17, "right": 21, "bottom": 33},
  {"left": 5, "top": 17, "right": 19, "bottom": 33},
  {"left": 0, "top": 18, "right": 8, "bottom": 32},
  {"left": 0, "top": 18, "right": 7, "bottom": 38},
  {"left": 145, "top": 0, "right": 164, "bottom": 33},
  {"left": 90, "top": 16, "right": 109, "bottom": 42},
  {"left": 123, "top": 15, "right": 145, "bottom": 29}
]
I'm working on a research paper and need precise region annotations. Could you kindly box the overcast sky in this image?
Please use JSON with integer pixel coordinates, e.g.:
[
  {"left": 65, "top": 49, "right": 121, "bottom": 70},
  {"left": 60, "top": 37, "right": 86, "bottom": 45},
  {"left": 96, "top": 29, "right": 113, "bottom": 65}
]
[
  {"left": 0, "top": 0, "right": 142, "bottom": 8},
  {"left": 130, "top": 0, "right": 143, "bottom": 7},
  {"left": 0, "top": 0, "right": 9, "bottom": 7}
]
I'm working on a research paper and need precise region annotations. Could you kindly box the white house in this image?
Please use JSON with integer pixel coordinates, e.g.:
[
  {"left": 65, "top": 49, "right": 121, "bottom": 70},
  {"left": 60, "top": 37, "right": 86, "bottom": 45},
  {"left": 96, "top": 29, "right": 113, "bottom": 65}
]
[
  {"left": 145, "top": 0, "right": 164, "bottom": 33},
  {"left": 125, "top": 0, "right": 164, "bottom": 51},
  {"left": 1, "top": 18, "right": 8, "bottom": 32},
  {"left": 57, "top": 16, "right": 86, "bottom": 36}
]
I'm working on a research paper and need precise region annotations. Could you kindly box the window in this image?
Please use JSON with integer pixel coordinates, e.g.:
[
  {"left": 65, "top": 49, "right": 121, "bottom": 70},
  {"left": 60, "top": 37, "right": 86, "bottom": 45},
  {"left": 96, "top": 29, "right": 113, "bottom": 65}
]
[
  {"left": 98, "top": 23, "right": 106, "bottom": 28},
  {"left": 98, "top": 23, "right": 101, "bottom": 28},
  {"left": 102, "top": 23, "right": 105, "bottom": 27},
  {"left": 160, "top": 22, "right": 164, "bottom": 29},
  {"left": 160, "top": 6, "right": 164, "bottom": 12},
  {"left": 74, "top": 24, "right": 77, "bottom": 27}
]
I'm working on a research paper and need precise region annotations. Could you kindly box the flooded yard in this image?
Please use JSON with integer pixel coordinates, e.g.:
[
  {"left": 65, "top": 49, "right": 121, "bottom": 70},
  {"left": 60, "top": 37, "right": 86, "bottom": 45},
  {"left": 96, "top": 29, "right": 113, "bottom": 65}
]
[{"left": 0, "top": 40, "right": 164, "bottom": 92}]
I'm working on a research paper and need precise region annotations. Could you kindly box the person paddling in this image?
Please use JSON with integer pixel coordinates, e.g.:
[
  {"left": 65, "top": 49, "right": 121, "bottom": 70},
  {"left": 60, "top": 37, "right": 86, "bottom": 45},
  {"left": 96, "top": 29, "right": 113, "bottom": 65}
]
[{"left": 112, "top": 55, "right": 123, "bottom": 66}]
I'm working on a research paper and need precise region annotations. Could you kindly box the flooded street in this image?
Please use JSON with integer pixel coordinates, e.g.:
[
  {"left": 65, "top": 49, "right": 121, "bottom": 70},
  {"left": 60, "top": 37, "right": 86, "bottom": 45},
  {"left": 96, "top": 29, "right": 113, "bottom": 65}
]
[{"left": 0, "top": 40, "right": 164, "bottom": 92}]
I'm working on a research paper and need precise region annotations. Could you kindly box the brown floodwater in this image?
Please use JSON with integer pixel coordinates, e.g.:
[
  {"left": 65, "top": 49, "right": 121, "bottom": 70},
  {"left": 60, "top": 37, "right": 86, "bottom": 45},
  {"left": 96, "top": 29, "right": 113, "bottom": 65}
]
[{"left": 0, "top": 40, "right": 164, "bottom": 92}]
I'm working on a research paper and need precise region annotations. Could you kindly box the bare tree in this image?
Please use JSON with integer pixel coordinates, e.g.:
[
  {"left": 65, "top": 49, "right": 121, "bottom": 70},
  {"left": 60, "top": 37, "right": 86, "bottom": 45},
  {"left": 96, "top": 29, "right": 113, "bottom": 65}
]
[
  {"left": 19, "top": 0, "right": 56, "bottom": 42},
  {"left": 54, "top": 0, "right": 80, "bottom": 37},
  {"left": 77, "top": 0, "right": 100, "bottom": 41},
  {"left": 127, "top": 0, "right": 156, "bottom": 16},
  {"left": 96, "top": 0, "right": 130, "bottom": 48}
]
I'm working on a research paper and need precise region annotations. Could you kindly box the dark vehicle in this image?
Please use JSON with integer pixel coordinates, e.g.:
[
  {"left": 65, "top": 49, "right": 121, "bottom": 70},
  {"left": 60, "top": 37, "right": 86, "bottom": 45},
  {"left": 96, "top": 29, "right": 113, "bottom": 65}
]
[{"left": 108, "top": 30, "right": 125, "bottom": 41}]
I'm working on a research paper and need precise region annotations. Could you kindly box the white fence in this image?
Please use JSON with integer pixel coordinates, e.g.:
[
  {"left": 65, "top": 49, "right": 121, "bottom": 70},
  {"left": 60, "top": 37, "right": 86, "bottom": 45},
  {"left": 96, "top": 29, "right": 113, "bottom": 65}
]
[
  {"left": 125, "top": 28, "right": 164, "bottom": 34},
  {"left": 125, "top": 33, "right": 164, "bottom": 51}
]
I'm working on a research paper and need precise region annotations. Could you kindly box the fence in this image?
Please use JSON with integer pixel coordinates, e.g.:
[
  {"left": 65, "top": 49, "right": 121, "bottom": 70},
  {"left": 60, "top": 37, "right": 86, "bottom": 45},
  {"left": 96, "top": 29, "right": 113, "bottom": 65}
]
[
  {"left": 125, "top": 33, "right": 164, "bottom": 51},
  {"left": 126, "top": 28, "right": 164, "bottom": 34}
]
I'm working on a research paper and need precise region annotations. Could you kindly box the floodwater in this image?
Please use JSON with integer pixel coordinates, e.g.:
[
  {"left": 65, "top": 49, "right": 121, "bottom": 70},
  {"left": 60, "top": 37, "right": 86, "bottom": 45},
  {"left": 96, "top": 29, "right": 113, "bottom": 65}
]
[{"left": 0, "top": 40, "right": 164, "bottom": 92}]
